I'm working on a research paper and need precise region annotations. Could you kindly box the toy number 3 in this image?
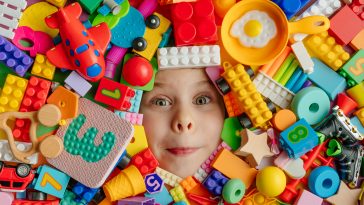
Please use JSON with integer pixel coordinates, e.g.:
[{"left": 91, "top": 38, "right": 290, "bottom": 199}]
[
  {"left": 288, "top": 125, "right": 308, "bottom": 143},
  {"left": 40, "top": 172, "right": 62, "bottom": 191}
]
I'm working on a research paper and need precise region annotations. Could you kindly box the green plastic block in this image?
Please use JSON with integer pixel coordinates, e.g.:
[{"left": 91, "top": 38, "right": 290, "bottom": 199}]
[
  {"left": 221, "top": 117, "right": 243, "bottom": 151},
  {"left": 77, "top": 0, "right": 103, "bottom": 14},
  {"left": 339, "top": 49, "right": 364, "bottom": 87}
]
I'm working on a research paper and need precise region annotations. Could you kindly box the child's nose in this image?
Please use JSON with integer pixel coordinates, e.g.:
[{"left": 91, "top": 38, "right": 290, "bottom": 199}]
[{"left": 172, "top": 111, "right": 194, "bottom": 133}]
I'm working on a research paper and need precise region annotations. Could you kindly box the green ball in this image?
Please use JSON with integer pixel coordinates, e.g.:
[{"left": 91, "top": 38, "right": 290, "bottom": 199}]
[{"left": 222, "top": 178, "right": 246, "bottom": 204}]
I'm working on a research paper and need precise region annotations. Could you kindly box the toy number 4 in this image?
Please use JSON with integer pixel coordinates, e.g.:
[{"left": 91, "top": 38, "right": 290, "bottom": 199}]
[
  {"left": 40, "top": 172, "right": 62, "bottom": 191},
  {"left": 349, "top": 58, "right": 364, "bottom": 76},
  {"left": 288, "top": 125, "right": 308, "bottom": 143}
]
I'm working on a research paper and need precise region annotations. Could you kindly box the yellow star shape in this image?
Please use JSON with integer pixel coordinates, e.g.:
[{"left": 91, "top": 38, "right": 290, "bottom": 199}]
[
  {"left": 326, "top": 181, "right": 361, "bottom": 205},
  {"left": 234, "top": 129, "right": 274, "bottom": 167}
]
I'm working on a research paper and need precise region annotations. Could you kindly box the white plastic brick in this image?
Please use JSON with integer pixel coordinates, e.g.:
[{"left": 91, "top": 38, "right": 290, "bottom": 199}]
[
  {"left": 156, "top": 167, "right": 182, "bottom": 187},
  {"left": 0, "top": 0, "right": 27, "bottom": 39},
  {"left": 193, "top": 168, "right": 208, "bottom": 182},
  {"left": 291, "top": 41, "right": 314, "bottom": 74},
  {"left": 64, "top": 71, "right": 92, "bottom": 97},
  {"left": 0, "top": 140, "right": 38, "bottom": 164},
  {"left": 157, "top": 45, "right": 221, "bottom": 70},
  {"left": 253, "top": 71, "right": 295, "bottom": 109}
]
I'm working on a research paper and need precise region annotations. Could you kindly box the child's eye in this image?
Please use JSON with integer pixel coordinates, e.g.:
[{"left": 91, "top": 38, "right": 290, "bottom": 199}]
[
  {"left": 152, "top": 98, "right": 172, "bottom": 106},
  {"left": 194, "top": 95, "right": 211, "bottom": 105}
]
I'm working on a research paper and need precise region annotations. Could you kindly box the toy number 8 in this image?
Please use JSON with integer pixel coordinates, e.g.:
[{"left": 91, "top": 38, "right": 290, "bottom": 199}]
[{"left": 288, "top": 125, "right": 308, "bottom": 143}]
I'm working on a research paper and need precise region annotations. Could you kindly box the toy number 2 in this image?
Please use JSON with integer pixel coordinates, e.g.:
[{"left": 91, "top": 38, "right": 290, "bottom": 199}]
[
  {"left": 288, "top": 125, "right": 308, "bottom": 143},
  {"left": 40, "top": 172, "right": 62, "bottom": 191},
  {"left": 349, "top": 58, "right": 364, "bottom": 76}
]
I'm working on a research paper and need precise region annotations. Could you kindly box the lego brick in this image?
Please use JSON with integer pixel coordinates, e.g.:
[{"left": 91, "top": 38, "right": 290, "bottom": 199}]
[
  {"left": 211, "top": 149, "right": 258, "bottom": 189},
  {"left": 0, "top": 191, "right": 13, "bottom": 205},
  {"left": 76, "top": 0, "right": 103, "bottom": 14},
  {"left": 279, "top": 118, "right": 319, "bottom": 159},
  {"left": 303, "top": 31, "right": 350, "bottom": 71},
  {"left": 339, "top": 49, "right": 364, "bottom": 87},
  {"left": 0, "top": 139, "right": 38, "bottom": 164},
  {"left": 72, "top": 182, "right": 99, "bottom": 203},
  {"left": 133, "top": 13, "right": 171, "bottom": 61},
  {"left": 95, "top": 77, "right": 135, "bottom": 110},
  {"left": 118, "top": 196, "right": 155, "bottom": 205},
  {"left": 126, "top": 125, "right": 148, "bottom": 157},
  {"left": 31, "top": 54, "right": 56, "bottom": 80},
  {"left": 61, "top": 190, "right": 86, "bottom": 205},
  {"left": 0, "top": 35, "right": 33, "bottom": 77},
  {"left": 253, "top": 70, "right": 295, "bottom": 109},
  {"left": 293, "top": 190, "right": 323, "bottom": 205},
  {"left": 271, "top": 0, "right": 311, "bottom": 19},
  {"left": 180, "top": 176, "right": 198, "bottom": 193},
  {"left": 202, "top": 170, "right": 228, "bottom": 196},
  {"left": 350, "top": 0, "right": 364, "bottom": 20},
  {"left": 193, "top": 168, "right": 208, "bottom": 182},
  {"left": 329, "top": 5, "right": 363, "bottom": 45},
  {"left": 0, "top": 74, "right": 28, "bottom": 113},
  {"left": 115, "top": 111, "right": 143, "bottom": 125},
  {"left": 130, "top": 148, "right": 159, "bottom": 175},
  {"left": 355, "top": 107, "right": 364, "bottom": 127},
  {"left": 221, "top": 117, "right": 243, "bottom": 151},
  {"left": 350, "top": 28, "right": 364, "bottom": 50},
  {"left": 171, "top": 0, "right": 217, "bottom": 46},
  {"left": 298, "top": 0, "right": 342, "bottom": 19},
  {"left": 156, "top": 167, "right": 183, "bottom": 187},
  {"left": 346, "top": 81, "right": 364, "bottom": 107},
  {"left": 326, "top": 181, "right": 361, "bottom": 205},
  {"left": 170, "top": 185, "right": 190, "bottom": 205},
  {"left": 223, "top": 92, "right": 243, "bottom": 118},
  {"left": 0, "top": 0, "right": 27, "bottom": 39},
  {"left": 47, "top": 98, "right": 134, "bottom": 188},
  {"left": 145, "top": 173, "right": 164, "bottom": 194},
  {"left": 145, "top": 185, "right": 174, "bottom": 205},
  {"left": 351, "top": 116, "right": 364, "bottom": 134},
  {"left": 64, "top": 71, "right": 92, "bottom": 97},
  {"left": 157, "top": 45, "right": 221, "bottom": 70},
  {"left": 46, "top": 0, "right": 67, "bottom": 7},
  {"left": 308, "top": 58, "right": 347, "bottom": 100},
  {"left": 12, "top": 200, "right": 60, "bottom": 205},
  {"left": 291, "top": 41, "right": 314, "bottom": 74},
  {"left": 127, "top": 89, "right": 143, "bottom": 113},
  {"left": 46, "top": 86, "right": 79, "bottom": 120}
]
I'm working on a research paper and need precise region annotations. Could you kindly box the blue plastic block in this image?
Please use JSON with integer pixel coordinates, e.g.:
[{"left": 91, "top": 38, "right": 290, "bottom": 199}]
[
  {"left": 202, "top": 169, "right": 229, "bottom": 196},
  {"left": 272, "top": 0, "right": 311, "bottom": 19},
  {"left": 144, "top": 185, "right": 173, "bottom": 205},
  {"left": 61, "top": 190, "right": 86, "bottom": 205},
  {"left": 291, "top": 72, "right": 308, "bottom": 93},
  {"left": 127, "top": 89, "right": 143, "bottom": 113},
  {"left": 351, "top": 116, "right": 364, "bottom": 135},
  {"left": 285, "top": 67, "right": 303, "bottom": 90},
  {"left": 159, "top": 26, "right": 172, "bottom": 48},
  {"left": 308, "top": 166, "right": 340, "bottom": 198},
  {"left": 72, "top": 182, "right": 99, "bottom": 203},
  {"left": 173, "top": 202, "right": 188, "bottom": 205},
  {"left": 308, "top": 58, "right": 347, "bottom": 100},
  {"left": 98, "top": 5, "right": 111, "bottom": 16},
  {"left": 0, "top": 35, "right": 33, "bottom": 77},
  {"left": 145, "top": 173, "right": 164, "bottom": 194},
  {"left": 82, "top": 20, "right": 92, "bottom": 29},
  {"left": 279, "top": 118, "right": 319, "bottom": 159}
]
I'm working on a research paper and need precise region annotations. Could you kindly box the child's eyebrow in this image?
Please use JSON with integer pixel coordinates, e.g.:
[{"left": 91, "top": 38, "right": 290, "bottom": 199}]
[{"left": 154, "top": 80, "right": 212, "bottom": 88}]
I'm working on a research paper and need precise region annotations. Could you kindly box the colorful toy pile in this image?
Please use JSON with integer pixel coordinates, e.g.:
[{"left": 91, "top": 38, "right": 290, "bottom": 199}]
[{"left": 0, "top": 0, "right": 363, "bottom": 204}]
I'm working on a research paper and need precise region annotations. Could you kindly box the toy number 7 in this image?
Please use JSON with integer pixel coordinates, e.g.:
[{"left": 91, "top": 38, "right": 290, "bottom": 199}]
[{"left": 40, "top": 172, "right": 62, "bottom": 191}]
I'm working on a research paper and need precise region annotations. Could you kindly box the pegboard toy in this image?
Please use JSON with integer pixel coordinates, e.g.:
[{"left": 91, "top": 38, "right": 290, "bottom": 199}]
[
  {"left": 0, "top": 0, "right": 27, "bottom": 39},
  {"left": 0, "top": 139, "right": 38, "bottom": 164},
  {"left": 0, "top": 74, "right": 28, "bottom": 113},
  {"left": 338, "top": 49, "right": 364, "bottom": 87},
  {"left": 31, "top": 54, "right": 56, "bottom": 81},
  {"left": 130, "top": 148, "right": 159, "bottom": 176}
]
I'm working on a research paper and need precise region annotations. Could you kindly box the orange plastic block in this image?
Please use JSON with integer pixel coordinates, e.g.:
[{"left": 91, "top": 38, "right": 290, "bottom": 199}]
[
  {"left": 271, "top": 109, "right": 297, "bottom": 132},
  {"left": 346, "top": 81, "right": 364, "bottom": 108},
  {"left": 180, "top": 176, "right": 198, "bottom": 193},
  {"left": 46, "top": 0, "right": 67, "bottom": 7},
  {"left": 355, "top": 107, "right": 364, "bottom": 126},
  {"left": 31, "top": 54, "right": 56, "bottom": 80},
  {"left": 0, "top": 74, "right": 28, "bottom": 113},
  {"left": 46, "top": 86, "right": 78, "bottom": 120},
  {"left": 350, "top": 29, "right": 364, "bottom": 50},
  {"left": 223, "top": 92, "right": 243, "bottom": 117},
  {"left": 304, "top": 31, "right": 350, "bottom": 71},
  {"left": 211, "top": 148, "right": 258, "bottom": 189}
]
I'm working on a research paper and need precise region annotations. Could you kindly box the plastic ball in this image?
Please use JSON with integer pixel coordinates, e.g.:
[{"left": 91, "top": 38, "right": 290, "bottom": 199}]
[
  {"left": 256, "top": 166, "right": 286, "bottom": 197},
  {"left": 122, "top": 56, "right": 153, "bottom": 86}
]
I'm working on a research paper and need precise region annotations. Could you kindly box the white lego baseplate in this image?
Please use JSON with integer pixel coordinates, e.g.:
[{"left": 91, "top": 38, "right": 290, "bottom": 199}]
[
  {"left": 155, "top": 167, "right": 182, "bottom": 187},
  {"left": 0, "top": 0, "right": 27, "bottom": 39},
  {"left": 0, "top": 140, "right": 38, "bottom": 164}
]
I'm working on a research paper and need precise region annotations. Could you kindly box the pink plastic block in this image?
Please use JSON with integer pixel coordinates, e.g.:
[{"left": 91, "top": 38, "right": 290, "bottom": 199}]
[
  {"left": 12, "top": 26, "right": 54, "bottom": 57},
  {"left": 137, "top": 0, "right": 158, "bottom": 18},
  {"left": 294, "top": 189, "right": 323, "bottom": 205},
  {"left": 199, "top": 141, "right": 231, "bottom": 174},
  {"left": 105, "top": 46, "right": 128, "bottom": 78}
]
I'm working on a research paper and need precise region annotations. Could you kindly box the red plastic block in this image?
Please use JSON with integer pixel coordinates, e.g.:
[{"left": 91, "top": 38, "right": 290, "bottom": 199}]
[
  {"left": 350, "top": 0, "right": 364, "bottom": 20},
  {"left": 130, "top": 148, "right": 159, "bottom": 176},
  {"left": 171, "top": 0, "right": 218, "bottom": 46},
  {"left": 95, "top": 77, "right": 135, "bottom": 111},
  {"left": 329, "top": 5, "right": 364, "bottom": 45},
  {"left": 12, "top": 76, "right": 51, "bottom": 142},
  {"left": 12, "top": 200, "right": 59, "bottom": 205}
]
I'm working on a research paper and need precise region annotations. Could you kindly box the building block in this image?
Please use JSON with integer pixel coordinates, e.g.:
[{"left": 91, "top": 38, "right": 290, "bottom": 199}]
[
  {"left": 169, "top": 185, "right": 190, "bottom": 205},
  {"left": 202, "top": 169, "right": 228, "bottom": 196},
  {"left": 115, "top": 111, "right": 143, "bottom": 125},
  {"left": 271, "top": 0, "right": 310, "bottom": 19},
  {"left": 157, "top": 45, "right": 221, "bottom": 70},
  {"left": 156, "top": 167, "right": 183, "bottom": 188},
  {"left": 31, "top": 54, "right": 56, "bottom": 80},
  {"left": 127, "top": 89, "right": 143, "bottom": 113},
  {"left": 326, "top": 181, "right": 361, "bottom": 205},
  {"left": 0, "top": 0, "right": 27, "bottom": 39},
  {"left": 64, "top": 71, "right": 92, "bottom": 97},
  {"left": 329, "top": 5, "right": 363, "bottom": 45},
  {"left": 0, "top": 35, "right": 33, "bottom": 77},
  {"left": 291, "top": 41, "right": 314, "bottom": 74},
  {"left": 279, "top": 118, "right": 319, "bottom": 159},
  {"left": 271, "top": 109, "right": 297, "bottom": 132},
  {"left": 171, "top": 0, "right": 217, "bottom": 46},
  {"left": 297, "top": 0, "right": 342, "bottom": 19},
  {"left": 211, "top": 148, "right": 258, "bottom": 189},
  {"left": 130, "top": 148, "right": 159, "bottom": 176},
  {"left": 47, "top": 98, "right": 134, "bottom": 188},
  {"left": 0, "top": 139, "right": 38, "bottom": 164},
  {"left": 355, "top": 107, "right": 364, "bottom": 127},
  {"left": 346, "top": 81, "right": 364, "bottom": 107},
  {"left": 46, "top": 86, "right": 79, "bottom": 120},
  {"left": 133, "top": 12, "right": 171, "bottom": 61},
  {"left": 32, "top": 165, "right": 70, "bottom": 198},
  {"left": 0, "top": 191, "right": 14, "bottom": 205},
  {"left": 125, "top": 125, "right": 148, "bottom": 157},
  {"left": 350, "top": 0, "right": 364, "bottom": 20},
  {"left": 274, "top": 151, "right": 305, "bottom": 179},
  {"left": 221, "top": 117, "right": 243, "bottom": 151},
  {"left": 308, "top": 58, "right": 347, "bottom": 100},
  {"left": 145, "top": 185, "right": 174, "bottom": 205},
  {"left": 336, "top": 92, "right": 358, "bottom": 116},
  {"left": 339, "top": 49, "right": 364, "bottom": 87},
  {"left": 351, "top": 116, "right": 364, "bottom": 134},
  {"left": 95, "top": 77, "right": 135, "bottom": 111},
  {"left": 223, "top": 93, "right": 243, "bottom": 118},
  {"left": 61, "top": 190, "right": 87, "bottom": 205},
  {"left": 145, "top": 173, "right": 164, "bottom": 194},
  {"left": 0, "top": 74, "right": 28, "bottom": 113},
  {"left": 293, "top": 189, "right": 323, "bottom": 205},
  {"left": 253, "top": 70, "right": 295, "bottom": 109},
  {"left": 303, "top": 31, "right": 350, "bottom": 71},
  {"left": 193, "top": 168, "right": 209, "bottom": 183},
  {"left": 76, "top": 0, "right": 103, "bottom": 14},
  {"left": 118, "top": 196, "right": 155, "bottom": 205},
  {"left": 350, "top": 28, "right": 364, "bottom": 50},
  {"left": 308, "top": 166, "right": 340, "bottom": 198},
  {"left": 46, "top": 0, "right": 67, "bottom": 7},
  {"left": 180, "top": 176, "right": 198, "bottom": 193},
  {"left": 72, "top": 182, "right": 99, "bottom": 204}
]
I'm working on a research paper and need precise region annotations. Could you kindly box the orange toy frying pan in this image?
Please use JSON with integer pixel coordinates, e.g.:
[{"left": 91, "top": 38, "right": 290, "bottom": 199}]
[{"left": 221, "top": 0, "right": 330, "bottom": 66}]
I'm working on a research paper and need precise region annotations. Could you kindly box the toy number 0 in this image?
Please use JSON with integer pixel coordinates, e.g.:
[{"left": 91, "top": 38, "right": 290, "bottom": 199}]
[
  {"left": 288, "top": 125, "right": 308, "bottom": 143},
  {"left": 40, "top": 172, "right": 62, "bottom": 191}
]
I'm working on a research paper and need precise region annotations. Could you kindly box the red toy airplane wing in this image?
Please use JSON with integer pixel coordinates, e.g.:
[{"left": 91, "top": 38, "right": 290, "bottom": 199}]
[
  {"left": 46, "top": 44, "right": 74, "bottom": 71},
  {"left": 45, "top": 2, "right": 83, "bottom": 29},
  {"left": 88, "top": 22, "right": 111, "bottom": 54}
]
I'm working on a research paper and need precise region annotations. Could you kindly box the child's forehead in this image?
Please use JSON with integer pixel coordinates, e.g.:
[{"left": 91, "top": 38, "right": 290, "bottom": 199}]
[{"left": 155, "top": 68, "right": 209, "bottom": 83}]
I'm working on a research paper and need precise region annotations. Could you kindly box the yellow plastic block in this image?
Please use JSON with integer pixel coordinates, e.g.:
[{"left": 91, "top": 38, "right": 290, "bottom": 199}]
[
  {"left": 170, "top": 185, "right": 190, "bottom": 205},
  {"left": 355, "top": 108, "right": 364, "bottom": 126},
  {"left": 0, "top": 74, "right": 28, "bottom": 113},
  {"left": 126, "top": 125, "right": 148, "bottom": 157},
  {"left": 347, "top": 81, "right": 364, "bottom": 108},
  {"left": 46, "top": 0, "right": 67, "bottom": 7},
  {"left": 133, "top": 13, "right": 171, "bottom": 61},
  {"left": 304, "top": 31, "right": 350, "bottom": 71},
  {"left": 31, "top": 54, "right": 56, "bottom": 80}
]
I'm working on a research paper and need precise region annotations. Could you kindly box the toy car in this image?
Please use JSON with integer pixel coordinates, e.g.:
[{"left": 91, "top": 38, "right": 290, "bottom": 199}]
[{"left": 0, "top": 161, "right": 35, "bottom": 192}]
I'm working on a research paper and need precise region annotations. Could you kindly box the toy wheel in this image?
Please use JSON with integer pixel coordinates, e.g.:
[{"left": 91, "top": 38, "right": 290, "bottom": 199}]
[
  {"left": 146, "top": 14, "right": 160, "bottom": 29},
  {"left": 132, "top": 37, "right": 147, "bottom": 51},
  {"left": 245, "top": 66, "right": 254, "bottom": 79},
  {"left": 215, "top": 77, "right": 231, "bottom": 95},
  {"left": 264, "top": 98, "right": 276, "bottom": 113},
  {"left": 237, "top": 113, "right": 253, "bottom": 129},
  {"left": 27, "top": 191, "right": 47, "bottom": 201},
  {"left": 16, "top": 163, "right": 31, "bottom": 178}
]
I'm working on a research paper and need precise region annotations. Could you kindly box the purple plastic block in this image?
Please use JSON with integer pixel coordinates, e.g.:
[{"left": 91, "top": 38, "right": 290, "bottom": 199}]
[
  {"left": 202, "top": 169, "right": 229, "bottom": 196},
  {"left": 0, "top": 35, "right": 33, "bottom": 77},
  {"left": 302, "top": 80, "right": 312, "bottom": 89},
  {"left": 117, "top": 196, "right": 155, "bottom": 205}
]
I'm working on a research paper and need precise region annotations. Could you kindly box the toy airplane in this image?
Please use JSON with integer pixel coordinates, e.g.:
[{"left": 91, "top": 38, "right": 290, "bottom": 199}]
[{"left": 45, "top": 2, "right": 111, "bottom": 82}]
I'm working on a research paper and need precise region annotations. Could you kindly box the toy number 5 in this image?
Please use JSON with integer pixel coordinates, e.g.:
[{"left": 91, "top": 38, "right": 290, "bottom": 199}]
[
  {"left": 349, "top": 58, "right": 364, "bottom": 76},
  {"left": 40, "top": 172, "right": 62, "bottom": 191},
  {"left": 288, "top": 125, "right": 308, "bottom": 143},
  {"left": 146, "top": 176, "right": 161, "bottom": 191}
]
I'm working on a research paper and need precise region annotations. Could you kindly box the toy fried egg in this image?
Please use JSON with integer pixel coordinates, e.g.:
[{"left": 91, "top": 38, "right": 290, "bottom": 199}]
[{"left": 230, "top": 10, "right": 277, "bottom": 48}]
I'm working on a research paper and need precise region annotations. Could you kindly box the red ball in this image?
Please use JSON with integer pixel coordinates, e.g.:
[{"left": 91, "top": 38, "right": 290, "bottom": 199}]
[{"left": 122, "top": 56, "right": 153, "bottom": 86}]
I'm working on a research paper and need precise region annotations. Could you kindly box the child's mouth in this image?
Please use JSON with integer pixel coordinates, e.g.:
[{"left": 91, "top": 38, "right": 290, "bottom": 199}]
[{"left": 166, "top": 147, "right": 200, "bottom": 156}]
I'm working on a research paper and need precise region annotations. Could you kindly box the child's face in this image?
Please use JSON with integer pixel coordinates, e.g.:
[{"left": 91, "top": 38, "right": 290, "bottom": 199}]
[{"left": 140, "top": 68, "right": 225, "bottom": 178}]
